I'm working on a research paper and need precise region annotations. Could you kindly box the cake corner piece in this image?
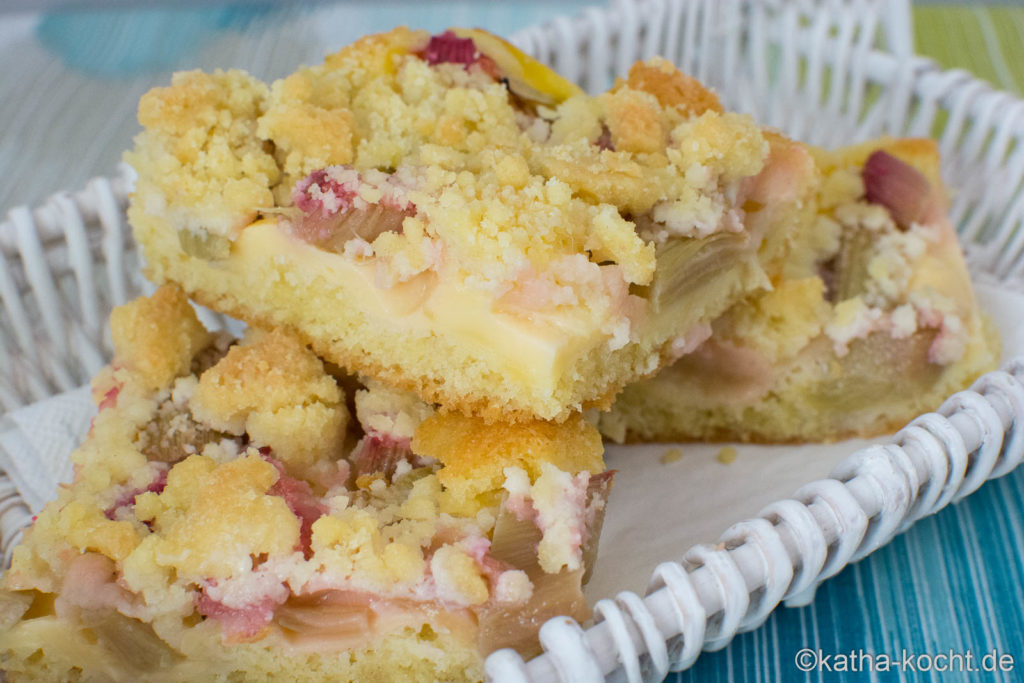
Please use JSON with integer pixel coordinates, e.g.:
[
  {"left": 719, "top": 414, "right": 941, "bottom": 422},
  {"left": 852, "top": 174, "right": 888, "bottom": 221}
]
[
  {"left": 600, "top": 136, "right": 1000, "bottom": 444},
  {"left": 0, "top": 285, "right": 615, "bottom": 682},
  {"left": 125, "top": 27, "right": 815, "bottom": 423}
]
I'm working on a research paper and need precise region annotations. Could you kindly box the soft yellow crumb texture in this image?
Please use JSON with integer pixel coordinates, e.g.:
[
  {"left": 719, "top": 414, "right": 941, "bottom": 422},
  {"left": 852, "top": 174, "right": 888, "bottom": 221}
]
[
  {"left": 619, "top": 57, "right": 723, "bottom": 117},
  {"left": 129, "top": 69, "right": 279, "bottom": 237},
  {"left": 109, "top": 284, "right": 212, "bottom": 392},
  {"left": 132, "top": 454, "right": 299, "bottom": 580},
  {"left": 660, "top": 447, "right": 683, "bottom": 464},
  {"left": 192, "top": 329, "right": 348, "bottom": 469},
  {"left": 718, "top": 277, "right": 830, "bottom": 361},
  {"left": 411, "top": 412, "right": 603, "bottom": 514}
]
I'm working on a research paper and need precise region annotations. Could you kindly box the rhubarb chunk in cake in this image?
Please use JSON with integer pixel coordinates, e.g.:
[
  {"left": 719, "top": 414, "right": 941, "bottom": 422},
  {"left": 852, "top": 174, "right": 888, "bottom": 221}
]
[
  {"left": 599, "top": 138, "right": 1000, "bottom": 443},
  {"left": 0, "top": 286, "right": 613, "bottom": 682},
  {"left": 126, "top": 28, "right": 814, "bottom": 422}
]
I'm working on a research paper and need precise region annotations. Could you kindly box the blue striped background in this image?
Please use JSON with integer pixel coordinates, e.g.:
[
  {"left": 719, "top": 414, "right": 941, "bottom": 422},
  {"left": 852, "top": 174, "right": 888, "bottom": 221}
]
[{"left": 673, "top": 466, "right": 1024, "bottom": 682}]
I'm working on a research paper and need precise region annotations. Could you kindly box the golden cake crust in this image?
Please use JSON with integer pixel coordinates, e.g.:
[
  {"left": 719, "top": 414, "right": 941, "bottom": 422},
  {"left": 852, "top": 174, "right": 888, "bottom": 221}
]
[
  {"left": 600, "top": 138, "right": 1000, "bottom": 444},
  {"left": 1, "top": 286, "right": 613, "bottom": 681},
  {"left": 126, "top": 28, "right": 802, "bottom": 422},
  {"left": 109, "top": 284, "right": 212, "bottom": 392}
]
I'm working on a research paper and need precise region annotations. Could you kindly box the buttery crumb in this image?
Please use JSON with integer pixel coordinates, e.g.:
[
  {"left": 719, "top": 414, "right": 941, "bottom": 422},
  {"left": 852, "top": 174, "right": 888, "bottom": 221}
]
[
  {"left": 660, "top": 447, "right": 683, "bottom": 464},
  {"left": 126, "top": 26, "right": 792, "bottom": 424},
  {"left": 716, "top": 446, "right": 738, "bottom": 464}
]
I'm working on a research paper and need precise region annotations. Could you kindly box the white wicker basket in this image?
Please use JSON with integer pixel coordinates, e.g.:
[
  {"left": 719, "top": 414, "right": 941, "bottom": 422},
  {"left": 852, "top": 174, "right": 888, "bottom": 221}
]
[{"left": 1, "top": 1, "right": 1023, "bottom": 681}]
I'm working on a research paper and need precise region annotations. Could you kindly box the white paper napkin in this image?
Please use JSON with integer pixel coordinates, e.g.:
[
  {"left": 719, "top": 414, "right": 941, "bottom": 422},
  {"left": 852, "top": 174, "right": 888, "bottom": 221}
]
[
  {"left": 0, "top": 385, "right": 91, "bottom": 513},
  {"left": 591, "top": 282, "right": 1024, "bottom": 597},
  {"left": 0, "top": 284, "right": 1020, "bottom": 599}
]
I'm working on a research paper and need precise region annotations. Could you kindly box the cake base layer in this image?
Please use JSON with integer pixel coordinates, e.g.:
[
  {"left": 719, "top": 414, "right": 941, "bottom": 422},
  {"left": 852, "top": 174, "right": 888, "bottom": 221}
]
[
  {"left": 599, "top": 138, "right": 1001, "bottom": 444},
  {"left": 131, "top": 205, "right": 774, "bottom": 423},
  {"left": 0, "top": 286, "right": 613, "bottom": 681},
  {"left": 0, "top": 605, "right": 482, "bottom": 683},
  {"left": 600, "top": 321, "right": 998, "bottom": 443},
  {"left": 125, "top": 28, "right": 817, "bottom": 423}
]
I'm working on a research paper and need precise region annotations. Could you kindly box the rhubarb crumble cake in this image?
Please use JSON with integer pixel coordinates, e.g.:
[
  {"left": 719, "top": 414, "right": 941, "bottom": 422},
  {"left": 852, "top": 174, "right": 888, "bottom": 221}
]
[
  {"left": 126, "top": 27, "right": 815, "bottom": 422},
  {"left": 0, "top": 286, "right": 613, "bottom": 682},
  {"left": 599, "top": 138, "right": 1000, "bottom": 443}
]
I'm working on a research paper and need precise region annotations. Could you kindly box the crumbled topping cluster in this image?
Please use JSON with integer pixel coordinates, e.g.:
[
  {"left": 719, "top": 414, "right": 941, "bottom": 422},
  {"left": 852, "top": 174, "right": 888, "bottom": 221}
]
[
  {"left": 713, "top": 139, "right": 973, "bottom": 366},
  {"left": 127, "top": 28, "right": 773, "bottom": 339},
  {"left": 7, "top": 285, "right": 608, "bottom": 645}
]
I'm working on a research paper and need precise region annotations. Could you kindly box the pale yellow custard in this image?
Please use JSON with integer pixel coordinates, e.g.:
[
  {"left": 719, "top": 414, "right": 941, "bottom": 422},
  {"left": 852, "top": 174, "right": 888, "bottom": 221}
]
[{"left": 125, "top": 27, "right": 813, "bottom": 422}]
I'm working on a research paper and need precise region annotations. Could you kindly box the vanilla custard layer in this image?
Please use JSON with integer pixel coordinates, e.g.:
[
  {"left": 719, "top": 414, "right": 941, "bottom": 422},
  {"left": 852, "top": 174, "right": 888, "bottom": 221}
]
[
  {"left": 233, "top": 219, "right": 599, "bottom": 392},
  {"left": 132, "top": 185, "right": 781, "bottom": 421}
]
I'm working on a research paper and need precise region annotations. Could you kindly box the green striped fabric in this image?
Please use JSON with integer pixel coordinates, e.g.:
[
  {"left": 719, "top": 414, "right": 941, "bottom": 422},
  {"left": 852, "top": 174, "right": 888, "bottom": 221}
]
[{"left": 915, "top": 5, "right": 1024, "bottom": 95}]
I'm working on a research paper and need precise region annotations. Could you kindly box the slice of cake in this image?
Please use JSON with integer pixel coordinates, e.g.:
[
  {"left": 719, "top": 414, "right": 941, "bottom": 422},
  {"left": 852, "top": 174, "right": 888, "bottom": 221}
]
[
  {"left": 599, "top": 138, "right": 1000, "bottom": 443},
  {"left": 125, "top": 27, "right": 815, "bottom": 422},
  {"left": 0, "top": 286, "right": 613, "bottom": 681}
]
